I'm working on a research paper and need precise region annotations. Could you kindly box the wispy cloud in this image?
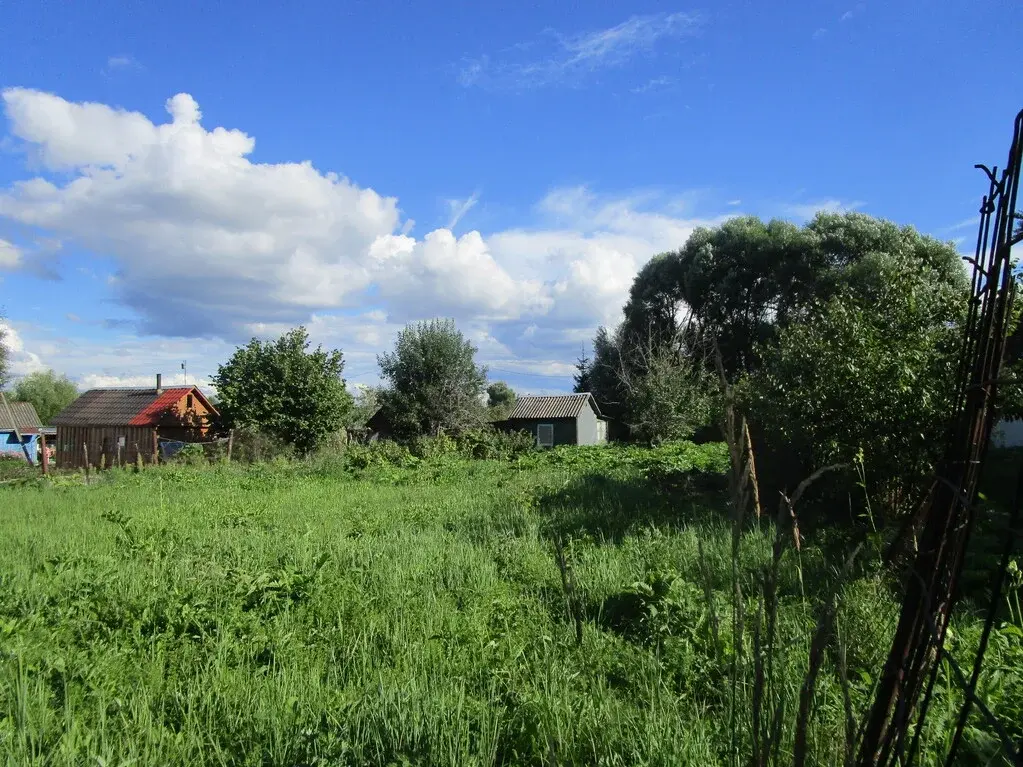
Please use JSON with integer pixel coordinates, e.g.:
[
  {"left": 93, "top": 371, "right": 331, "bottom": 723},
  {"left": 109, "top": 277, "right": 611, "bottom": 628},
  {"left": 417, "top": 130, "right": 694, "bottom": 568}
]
[
  {"left": 840, "top": 4, "right": 865, "bottom": 22},
  {"left": 784, "top": 199, "right": 865, "bottom": 219},
  {"left": 812, "top": 27, "right": 828, "bottom": 39},
  {"left": 631, "top": 75, "right": 675, "bottom": 94},
  {"left": 445, "top": 191, "right": 481, "bottom": 229},
  {"left": 941, "top": 217, "right": 979, "bottom": 233},
  {"left": 726, "top": 199, "right": 742, "bottom": 206},
  {"left": 103, "top": 54, "right": 144, "bottom": 74},
  {"left": 459, "top": 11, "right": 704, "bottom": 90}
]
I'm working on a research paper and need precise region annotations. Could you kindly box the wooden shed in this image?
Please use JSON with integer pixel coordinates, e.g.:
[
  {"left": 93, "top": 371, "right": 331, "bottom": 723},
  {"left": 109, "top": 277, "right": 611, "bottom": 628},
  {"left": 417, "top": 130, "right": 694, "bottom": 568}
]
[
  {"left": 493, "top": 393, "right": 608, "bottom": 447},
  {"left": 51, "top": 375, "right": 219, "bottom": 469}
]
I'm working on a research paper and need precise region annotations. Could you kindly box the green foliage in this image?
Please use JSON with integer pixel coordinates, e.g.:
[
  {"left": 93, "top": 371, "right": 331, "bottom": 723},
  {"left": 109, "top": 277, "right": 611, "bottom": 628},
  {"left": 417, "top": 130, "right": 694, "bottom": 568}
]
[
  {"left": 377, "top": 318, "right": 488, "bottom": 439},
  {"left": 572, "top": 351, "right": 592, "bottom": 394},
  {"left": 486, "top": 381, "right": 516, "bottom": 421},
  {"left": 171, "top": 443, "right": 207, "bottom": 465},
  {"left": 587, "top": 324, "right": 630, "bottom": 424},
  {"left": 213, "top": 326, "right": 353, "bottom": 455},
  {"left": 744, "top": 248, "right": 967, "bottom": 516},
  {"left": 454, "top": 427, "right": 536, "bottom": 461},
  {"left": 513, "top": 440, "right": 728, "bottom": 489},
  {"left": 587, "top": 325, "right": 717, "bottom": 444},
  {"left": 0, "top": 455, "right": 1016, "bottom": 764},
  {"left": 996, "top": 270, "right": 1023, "bottom": 421},
  {"left": 338, "top": 439, "right": 420, "bottom": 471},
  {"left": 598, "top": 211, "right": 969, "bottom": 518},
  {"left": 623, "top": 212, "right": 967, "bottom": 382},
  {"left": 10, "top": 369, "right": 79, "bottom": 424},
  {"left": 623, "top": 339, "right": 718, "bottom": 445}
]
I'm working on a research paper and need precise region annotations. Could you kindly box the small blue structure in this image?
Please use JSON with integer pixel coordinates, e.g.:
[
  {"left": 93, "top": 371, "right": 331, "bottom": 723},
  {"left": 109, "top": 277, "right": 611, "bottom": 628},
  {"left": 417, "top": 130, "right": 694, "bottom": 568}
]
[
  {"left": 1, "top": 431, "right": 39, "bottom": 463},
  {"left": 0, "top": 401, "right": 44, "bottom": 464}
]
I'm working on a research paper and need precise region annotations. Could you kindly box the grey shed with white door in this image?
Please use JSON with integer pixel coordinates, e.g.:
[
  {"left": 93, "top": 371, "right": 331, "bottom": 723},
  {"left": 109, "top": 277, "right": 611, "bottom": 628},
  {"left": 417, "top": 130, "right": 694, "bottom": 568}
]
[{"left": 495, "top": 393, "right": 608, "bottom": 447}]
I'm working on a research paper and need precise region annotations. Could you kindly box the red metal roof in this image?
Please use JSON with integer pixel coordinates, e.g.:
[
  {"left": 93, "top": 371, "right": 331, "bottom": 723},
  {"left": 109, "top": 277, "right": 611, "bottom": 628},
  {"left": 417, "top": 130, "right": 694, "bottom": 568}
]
[
  {"left": 129, "top": 388, "right": 193, "bottom": 426},
  {"left": 52, "top": 386, "right": 218, "bottom": 427}
]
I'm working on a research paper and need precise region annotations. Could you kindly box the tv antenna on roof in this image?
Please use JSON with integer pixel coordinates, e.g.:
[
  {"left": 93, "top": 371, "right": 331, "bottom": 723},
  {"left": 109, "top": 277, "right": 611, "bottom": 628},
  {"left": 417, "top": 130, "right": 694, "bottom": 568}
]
[{"left": 181, "top": 361, "right": 187, "bottom": 386}]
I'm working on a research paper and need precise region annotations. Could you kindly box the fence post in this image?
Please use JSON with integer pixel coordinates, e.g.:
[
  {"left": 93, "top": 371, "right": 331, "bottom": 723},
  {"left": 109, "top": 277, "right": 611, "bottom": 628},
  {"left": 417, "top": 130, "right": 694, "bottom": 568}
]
[
  {"left": 152, "top": 431, "right": 159, "bottom": 465},
  {"left": 226, "top": 429, "right": 234, "bottom": 463},
  {"left": 40, "top": 433, "right": 49, "bottom": 476},
  {"left": 83, "top": 442, "right": 90, "bottom": 484}
]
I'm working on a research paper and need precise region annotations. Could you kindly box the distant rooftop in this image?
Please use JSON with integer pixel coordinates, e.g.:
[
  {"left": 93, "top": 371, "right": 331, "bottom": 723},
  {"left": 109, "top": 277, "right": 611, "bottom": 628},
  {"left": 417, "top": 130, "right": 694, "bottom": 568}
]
[{"left": 505, "top": 393, "right": 601, "bottom": 420}]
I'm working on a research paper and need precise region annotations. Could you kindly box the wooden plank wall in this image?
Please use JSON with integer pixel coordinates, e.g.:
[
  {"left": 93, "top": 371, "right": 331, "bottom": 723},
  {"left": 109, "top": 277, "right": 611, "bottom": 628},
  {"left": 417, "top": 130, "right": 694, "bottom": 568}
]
[{"left": 55, "top": 426, "right": 157, "bottom": 469}]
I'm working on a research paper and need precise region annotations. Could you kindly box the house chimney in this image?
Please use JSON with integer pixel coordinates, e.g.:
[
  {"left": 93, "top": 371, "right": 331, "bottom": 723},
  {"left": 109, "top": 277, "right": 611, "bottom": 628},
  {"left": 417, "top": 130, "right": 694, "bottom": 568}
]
[{"left": 156, "top": 373, "right": 163, "bottom": 395}]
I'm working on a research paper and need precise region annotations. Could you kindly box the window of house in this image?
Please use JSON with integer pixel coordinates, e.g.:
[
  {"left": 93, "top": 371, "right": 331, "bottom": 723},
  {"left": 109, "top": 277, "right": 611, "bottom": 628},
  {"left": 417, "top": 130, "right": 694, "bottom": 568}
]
[
  {"left": 537, "top": 423, "right": 554, "bottom": 448},
  {"left": 187, "top": 394, "right": 194, "bottom": 409}
]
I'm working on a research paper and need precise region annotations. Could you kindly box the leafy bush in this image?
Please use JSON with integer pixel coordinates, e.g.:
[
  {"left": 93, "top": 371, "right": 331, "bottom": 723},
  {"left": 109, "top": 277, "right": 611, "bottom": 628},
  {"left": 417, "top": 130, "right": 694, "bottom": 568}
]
[
  {"left": 644, "top": 441, "right": 729, "bottom": 493},
  {"left": 226, "top": 427, "right": 296, "bottom": 463},
  {"left": 409, "top": 432, "right": 459, "bottom": 459},
  {"left": 454, "top": 427, "right": 536, "bottom": 461},
  {"left": 170, "top": 443, "right": 207, "bottom": 466},
  {"left": 338, "top": 440, "right": 419, "bottom": 471},
  {"left": 514, "top": 440, "right": 727, "bottom": 489},
  {"left": 213, "top": 326, "right": 353, "bottom": 454}
]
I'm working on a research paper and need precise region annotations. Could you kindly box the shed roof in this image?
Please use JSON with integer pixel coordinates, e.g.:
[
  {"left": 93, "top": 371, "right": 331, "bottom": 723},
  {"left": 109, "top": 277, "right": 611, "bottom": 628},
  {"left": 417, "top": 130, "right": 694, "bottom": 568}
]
[
  {"left": 51, "top": 387, "right": 218, "bottom": 427},
  {"left": 0, "top": 401, "right": 43, "bottom": 431},
  {"left": 506, "top": 393, "right": 602, "bottom": 420}
]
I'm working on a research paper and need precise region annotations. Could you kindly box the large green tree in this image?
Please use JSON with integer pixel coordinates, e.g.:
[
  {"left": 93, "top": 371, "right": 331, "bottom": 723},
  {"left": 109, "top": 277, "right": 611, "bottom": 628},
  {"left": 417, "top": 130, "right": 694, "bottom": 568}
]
[
  {"left": 572, "top": 349, "right": 592, "bottom": 394},
  {"left": 587, "top": 322, "right": 716, "bottom": 444},
  {"left": 213, "top": 326, "right": 353, "bottom": 454},
  {"left": 486, "top": 381, "right": 516, "bottom": 420},
  {"left": 589, "top": 212, "right": 970, "bottom": 516},
  {"left": 625, "top": 213, "right": 966, "bottom": 381},
  {"left": 11, "top": 370, "right": 78, "bottom": 424},
  {"left": 377, "top": 319, "right": 488, "bottom": 438},
  {"left": 587, "top": 324, "right": 630, "bottom": 424},
  {"left": 743, "top": 243, "right": 968, "bottom": 517}
]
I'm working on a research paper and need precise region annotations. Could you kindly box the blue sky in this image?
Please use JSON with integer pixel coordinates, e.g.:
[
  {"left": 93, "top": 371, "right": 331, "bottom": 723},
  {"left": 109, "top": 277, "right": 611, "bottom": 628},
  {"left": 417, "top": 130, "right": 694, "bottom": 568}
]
[{"left": 0, "top": 0, "right": 1020, "bottom": 394}]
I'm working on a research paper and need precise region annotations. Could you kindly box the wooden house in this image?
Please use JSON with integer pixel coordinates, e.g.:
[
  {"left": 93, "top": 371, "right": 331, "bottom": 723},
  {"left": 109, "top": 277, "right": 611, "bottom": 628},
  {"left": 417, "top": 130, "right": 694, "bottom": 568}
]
[
  {"left": 493, "top": 393, "right": 608, "bottom": 447},
  {"left": 51, "top": 375, "right": 219, "bottom": 468}
]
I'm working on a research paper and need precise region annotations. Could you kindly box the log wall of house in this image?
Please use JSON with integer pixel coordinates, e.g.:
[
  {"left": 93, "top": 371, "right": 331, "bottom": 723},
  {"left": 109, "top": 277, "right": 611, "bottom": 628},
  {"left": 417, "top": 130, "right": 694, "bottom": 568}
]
[
  {"left": 159, "top": 390, "right": 216, "bottom": 441},
  {"left": 56, "top": 425, "right": 157, "bottom": 469}
]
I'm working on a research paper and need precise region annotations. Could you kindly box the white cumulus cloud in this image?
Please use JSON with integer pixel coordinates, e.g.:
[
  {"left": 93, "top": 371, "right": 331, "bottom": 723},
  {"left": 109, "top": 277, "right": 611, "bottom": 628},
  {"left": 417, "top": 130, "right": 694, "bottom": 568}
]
[{"left": 0, "top": 88, "right": 732, "bottom": 388}]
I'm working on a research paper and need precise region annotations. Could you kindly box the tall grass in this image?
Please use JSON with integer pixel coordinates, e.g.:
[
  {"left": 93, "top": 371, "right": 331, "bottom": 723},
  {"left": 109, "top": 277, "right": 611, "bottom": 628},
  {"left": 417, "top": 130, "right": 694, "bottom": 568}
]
[{"left": 0, "top": 449, "right": 1019, "bottom": 765}]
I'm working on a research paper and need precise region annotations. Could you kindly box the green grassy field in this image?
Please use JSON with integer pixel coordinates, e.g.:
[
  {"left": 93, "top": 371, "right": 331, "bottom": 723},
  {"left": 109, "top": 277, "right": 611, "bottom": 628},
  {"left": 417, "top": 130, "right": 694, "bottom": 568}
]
[{"left": 0, "top": 449, "right": 1020, "bottom": 765}]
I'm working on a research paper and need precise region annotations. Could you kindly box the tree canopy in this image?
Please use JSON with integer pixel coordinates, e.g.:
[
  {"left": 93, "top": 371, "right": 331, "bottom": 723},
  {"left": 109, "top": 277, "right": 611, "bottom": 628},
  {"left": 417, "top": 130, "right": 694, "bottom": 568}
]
[
  {"left": 743, "top": 249, "right": 967, "bottom": 515},
  {"left": 623, "top": 213, "right": 967, "bottom": 380},
  {"left": 572, "top": 351, "right": 592, "bottom": 394},
  {"left": 11, "top": 370, "right": 78, "bottom": 424},
  {"left": 586, "top": 211, "right": 970, "bottom": 517},
  {"left": 377, "top": 319, "right": 488, "bottom": 438},
  {"left": 212, "top": 326, "right": 352, "bottom": 454},
  {"left": 486, "top": 381, "right": 516, "bottom": 420}
]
